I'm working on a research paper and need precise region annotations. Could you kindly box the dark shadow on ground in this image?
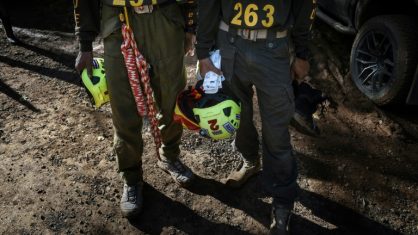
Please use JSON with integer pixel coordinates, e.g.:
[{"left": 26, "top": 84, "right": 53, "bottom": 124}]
[
  {"left": 0, "top": 78, "right": 40, "bottom": 112},
  {"left": 296, "top": 124, "right": 418, "bottom": 184},
  {"left": 381, "top": 105, "right": 418, "bottom": 124},
  {"left": 17, "top": 41, "right": 76, "bottom": 70},
  {"left": 298, "top": 189, "right": 402, "bottom": 235},
  {"left": 291, "top": 214, "right": 338, "bottom": 235},
  {"left": 5, "top": 0, "right": 74, "bottom": 33},
  {"left": 187, "top": 174, "right": 271, "bottom": 228},
  {"left": 0, "top": 55, "right": 80, "bottom": 86},
  {"left": 128, "top": 183, "right": 248, "bottom": 234},
  {"left": 379, "top": 105, "right": 418, "bottom": 140},
  {"left": 187, "top": 175, "right": 390, "bottom": 235}
]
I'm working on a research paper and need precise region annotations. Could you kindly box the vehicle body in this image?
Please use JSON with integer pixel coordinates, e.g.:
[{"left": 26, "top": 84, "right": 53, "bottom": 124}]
[{"left": 316, "top": 0, "right": 418, "bottom": 105}]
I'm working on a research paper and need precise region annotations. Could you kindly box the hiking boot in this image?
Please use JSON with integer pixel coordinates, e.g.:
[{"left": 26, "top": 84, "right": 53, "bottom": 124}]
[
  {"left": 291, "top": 81, "right": 328, "bottom": 136},
  {"left": 157, "top": 158, "right": 194, "bottom": 186},
  {"left": 120, "top": 181, "right": 143, "bottom": 218},
  {"left": 269, "top": 204, "right": 292, "bottom": 235},
  {"left": 222, "top": 157, "right": 261, "bottom": 188}
]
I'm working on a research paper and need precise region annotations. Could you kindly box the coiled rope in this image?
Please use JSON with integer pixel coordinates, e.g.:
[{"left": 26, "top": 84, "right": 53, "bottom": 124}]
[{"left": 120, "top": 7, "right": 162, "bottom": 159}]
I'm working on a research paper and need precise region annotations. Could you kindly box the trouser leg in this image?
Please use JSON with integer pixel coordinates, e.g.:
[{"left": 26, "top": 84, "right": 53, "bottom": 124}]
[
  {"left": 218, "top": 31, "right": 260, "bottom": 164},
  {"left": 129, "top": 5, "right": 186, "bottom": 161},
  {"left": 102, "top": 4, "right": 186, "bottom": 184},
  {"left": 228, "top": 75, "right": 260, "bottom": 163},
  {"left": 256, "top": 85, "right": 298, "bottom": 206},
  {"left": 219, "top": 28, "right": 299, "bottom": 203},
  {"left": 104, "top": 31, "right": 144, "bottom": 185},
  {"left": 250, "top": 38, "right": 298, "bottom": 205}
]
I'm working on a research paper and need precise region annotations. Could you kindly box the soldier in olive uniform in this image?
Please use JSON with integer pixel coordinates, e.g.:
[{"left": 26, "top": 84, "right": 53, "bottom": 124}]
[
  {"left": 74, "top": 0, "right": 196, "bottom": 217},
  {"left": 196, "top": 0, "right": 316, "bottom": 234}
]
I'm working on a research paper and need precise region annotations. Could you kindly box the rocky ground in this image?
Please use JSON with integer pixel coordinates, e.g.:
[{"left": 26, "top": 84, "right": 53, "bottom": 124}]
[{"left": 1, "top": 1, "right": 417, "bottom": 234}]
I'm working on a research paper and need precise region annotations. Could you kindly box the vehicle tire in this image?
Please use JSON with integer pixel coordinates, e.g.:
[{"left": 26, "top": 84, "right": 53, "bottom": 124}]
[{"left": 350, "top": 15, "right": 418, "bottom": 105}]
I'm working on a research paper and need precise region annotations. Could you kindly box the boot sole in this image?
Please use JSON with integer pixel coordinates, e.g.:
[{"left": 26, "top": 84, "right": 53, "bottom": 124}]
[
  {"left": 121, "top": 206, "right": 142, "bottom": 218},
  {"left": 121, "top": 210, "right": 141, "bottom": 218}
]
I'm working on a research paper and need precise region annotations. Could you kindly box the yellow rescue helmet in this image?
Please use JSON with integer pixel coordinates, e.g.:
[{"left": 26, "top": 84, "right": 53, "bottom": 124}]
[{"left": 81, "top": 58, "right": 110, "bottom": 108}]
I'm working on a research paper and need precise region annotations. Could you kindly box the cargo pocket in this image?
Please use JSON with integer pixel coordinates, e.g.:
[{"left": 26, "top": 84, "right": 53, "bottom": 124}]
[
  {"left": 104, "top": 31, "right": 124, "bottom": 59},
  {"left": 265, "top": 37, "right": 290, "bottom": 59},
  {"left": 101, "top": 4, "right": 122, "bottom": 40},
  {"left": 151, "top": 53, "right": 186, "bottom": 125},
  {"left": 220, "top": 46, "right": 236, "bottom": 82}
]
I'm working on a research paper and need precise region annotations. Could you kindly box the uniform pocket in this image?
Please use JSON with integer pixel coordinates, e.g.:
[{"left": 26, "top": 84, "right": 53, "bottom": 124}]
[
  {"left": 150, "top": 53, "right": 186, "bottom": 123},
  {"left": 101, "top": 4, "right": 122, "bottom": 39},
  {"left": 103, "top": 31, "right": 124, "bottom": 59},
  {"left": 265, "top": 37, "right": 290, "bottom": 58}
]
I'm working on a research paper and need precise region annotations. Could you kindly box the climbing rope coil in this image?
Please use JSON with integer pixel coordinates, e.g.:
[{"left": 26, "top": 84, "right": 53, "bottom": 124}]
[{"left": 120, "top": 8, "right": 163, "bottom": 159}]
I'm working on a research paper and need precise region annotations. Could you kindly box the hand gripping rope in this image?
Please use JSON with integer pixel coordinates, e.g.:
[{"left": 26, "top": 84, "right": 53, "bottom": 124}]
[{"left": 120, "top": 7, "right": 163, "bottom": 159}]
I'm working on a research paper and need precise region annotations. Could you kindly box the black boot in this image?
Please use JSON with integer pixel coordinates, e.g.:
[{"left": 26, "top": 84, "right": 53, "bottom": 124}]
[{"left": 270, "top": 204, "right": 292, "bottom": 235}]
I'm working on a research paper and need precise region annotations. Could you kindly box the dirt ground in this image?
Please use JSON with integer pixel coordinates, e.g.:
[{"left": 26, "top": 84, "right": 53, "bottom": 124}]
[{"left": 1, "top": 1, "right": 417, "bottom": 235}]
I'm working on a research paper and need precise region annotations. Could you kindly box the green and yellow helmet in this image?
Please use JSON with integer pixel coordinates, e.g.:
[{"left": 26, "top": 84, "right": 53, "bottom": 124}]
[
  {"left": 193, "top": 93, "right": 241, "bottom": 140},
  {"left": 81, "top": 58, "right": 110, "bottom": 108}
]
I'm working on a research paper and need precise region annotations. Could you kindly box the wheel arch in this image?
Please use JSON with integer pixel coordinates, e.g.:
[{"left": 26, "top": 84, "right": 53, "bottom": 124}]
[{"left": 354, "top": 0, "right": 418, "bottom": 29}]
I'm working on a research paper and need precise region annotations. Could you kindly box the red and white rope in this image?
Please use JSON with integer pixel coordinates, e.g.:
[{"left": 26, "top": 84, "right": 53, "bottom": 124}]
[{"left": 121, "top": 23, "right": 162, "bottom": 159}]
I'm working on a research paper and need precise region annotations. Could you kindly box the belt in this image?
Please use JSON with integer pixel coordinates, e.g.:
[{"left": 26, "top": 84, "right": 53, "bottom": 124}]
[
  {"left": 219, "top": 21, "right": 287, "bottom": 41},
  {"left": 133, "top": 5, "right": 154, "bottom": 14},
  {"left": 132, "top": 0, "right": 175, "bottom": 14}
]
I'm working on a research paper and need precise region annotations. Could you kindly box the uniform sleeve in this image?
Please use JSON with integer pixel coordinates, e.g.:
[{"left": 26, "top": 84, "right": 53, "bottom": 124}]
[
  {"left": 73, "top": 0, "right": 101, "bottom": 52},
  {"left": 196, "top": 0, "right": 221, "bottom": 60},
  {"left": 178, "top": 0, "right": 197, "bottom": 33},
  {"left": 291, "top": 0, "right": 316, "bottom": 60}
]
